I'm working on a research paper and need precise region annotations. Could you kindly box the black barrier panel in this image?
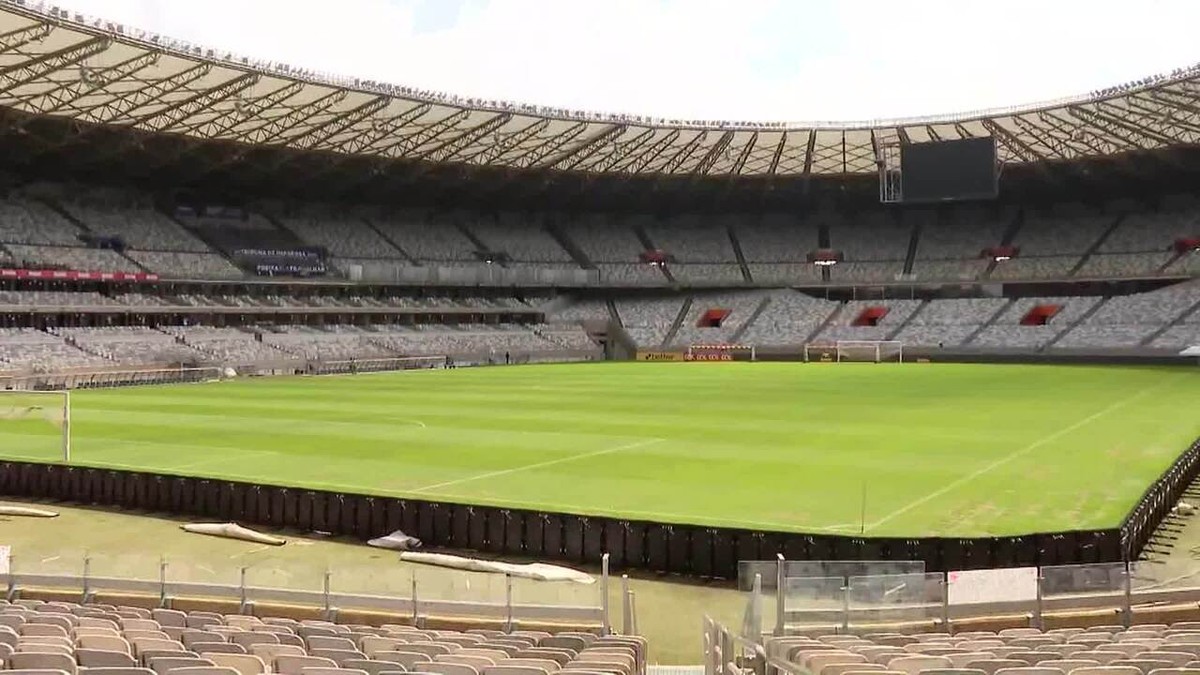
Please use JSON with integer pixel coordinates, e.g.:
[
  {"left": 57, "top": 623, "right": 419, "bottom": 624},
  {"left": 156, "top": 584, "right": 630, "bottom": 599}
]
[
  {"left": 296, "top": 492, "right": 315, "bottom": 532},
  {"left": 469, "top": 508, "right": 489, "bottom": 551},
  {"left": 47, "top": 465, "right": 67, "bottom": 499},
  {"left": 360, "top": 497, "right": 379, "bottom": 539},
  {"left": 383, "top": 499, "right": 406, "bottom": 536},
  {"left": 340, "top": 495, "right": 359, "bottom": 536},
  {"left": 564, "top": 517, "right": 584, "bottom": 562},
  {"left": 628, "top": 521, "right": 648, "bottom": 566},
  {"left": 605, "top": 521, "right": 629, "bottom": 568},
  {"left": 311, "top": 493, "right": 330, "bottom": 533},
  {"left": 485, "top": 510, "right": 506, "bottom": 554},
  {"left": 667, "top": 526, "right": 691, "bottom": 574},
  {"left": 503, "top": 511, "right": 524, "bottom": 555},
  {"left": 431, "top": 503, "right": 452, "bottom": 546},
  {"left": 450, "top": 505, "right": 471, "bottom": 549},
  {"left": 413, "top": 503, "right": 433, "bottom": 543},
  {"left": 281, "top": 490, "right": 298, "bottom": 529},
  {"left": 712, "top": 530, "right": 735, "bottom": 579},
  {"left": 582, "top": 518, "right": 603, "bottom": 563},
  {"left": 217, "top": 483, "right": 236, "bottom": 521},
  {"left": 524, "top": 514, "right": 545, "bottom": 557},
  {"left": 399, "top": 500, "right": 419, "bottom": 538},
  {"left": 544, "top": 514, "right": 564, "bottom": 558},
  {"left": 326, "top": 492, "right": 345, "bottom": 533},
  {"left": 646, "top": 525, "right": 668, "bottom": 570},
  {"left": 690, "top": 530, "right": 714, "bottom": 578}
]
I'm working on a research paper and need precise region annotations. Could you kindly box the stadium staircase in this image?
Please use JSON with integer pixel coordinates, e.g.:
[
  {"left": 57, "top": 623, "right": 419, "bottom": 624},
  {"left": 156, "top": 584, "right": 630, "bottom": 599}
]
[
  {"left": 362, "top": 217, "right": 420, "bottom": 264},
  {"left": 885, "top": 299, "right": 930, "bottom": 340},
  {"left": 1043, "top": 297, "right": 1109, "bottom": 349},
  {"left": 661, "top": 297, "right": 693, "bottom": 348},
  {"left": 1140, "top": 295, "right": 1200, "bottom": 346},
  {"left": 729, "top": 295, "right": 772, "bottom": 344},
  {"left": 901, "top": 218, "right": 922, "bottom": 277},
  {"left": 40, "top": 197, "right": 152, "bottom": 273},
  {"left": 1069, "top": 213, "right": 1127, "bottom": 277},
  {"left": 984, "top": 208, "right": 1026, "bottom": 278},
  {"left": 1159, "top": 248, "right": 1191, "bottom": 274},
  {"left": 726, "top": 226, "right": 753, "bottom": 282},
  {"left": 818, "top": 222, "right": 832, "bottom": 282},
  {"left": 455, "top": 222, "right": 499, "bottom": 265},
  {"left": 633, "top": 223, "right": 674, "bottom": 282},
  {"left": 165, "top": 210, "right": 247, "bottom": 270},
  {"left": 805, "top": 302, "right": 844, "bottom": 343},
  {"left": 545, "top": 221, "right": 594, "bottom": 269},
  {"left": 961, "top": 298, "right": 1018, "bottom": 346}
]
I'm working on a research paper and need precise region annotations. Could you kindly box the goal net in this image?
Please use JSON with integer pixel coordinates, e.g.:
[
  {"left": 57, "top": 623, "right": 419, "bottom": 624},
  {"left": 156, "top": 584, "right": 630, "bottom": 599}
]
[
  {"left": 685, "top": 344, "right": 757, "bottom": 361},
  {"left": 836, "top": 340, "right": 904, "bottom": 363},
  {"left": 311, "top": 355, "right": 448, "bottom": 375},
  {"left": 805, "top": 341, "right": 904, "bottom": 363},
  {"left": 0, "top": 391, "right": 70, "bottom": 462}
]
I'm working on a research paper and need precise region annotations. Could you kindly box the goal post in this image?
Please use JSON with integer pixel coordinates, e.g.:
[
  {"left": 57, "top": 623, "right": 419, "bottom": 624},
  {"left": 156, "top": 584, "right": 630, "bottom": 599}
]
[
  {"left": 684, "top": 344, "right": 757, "bottom": 361},
  {"left": 804, "top": 341, "right": 904, "bottom": 363},
  {"left": 836, "top": 340, "right": 904, "bottom": 363},
  {"left": 0, "top": 390, "right": 70, "bottom": 462}
]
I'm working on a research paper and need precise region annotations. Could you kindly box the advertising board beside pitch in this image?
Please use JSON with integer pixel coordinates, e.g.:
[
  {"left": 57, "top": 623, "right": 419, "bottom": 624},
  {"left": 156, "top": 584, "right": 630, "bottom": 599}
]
[{"left": 636, "top": 351, "right": 684, "bottom": 362}]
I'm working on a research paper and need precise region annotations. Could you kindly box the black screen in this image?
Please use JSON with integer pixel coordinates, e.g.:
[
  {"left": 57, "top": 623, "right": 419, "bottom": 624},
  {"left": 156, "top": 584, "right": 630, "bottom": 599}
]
[{"left": 900, "top": 137, "right": 997, "bottom": 203}]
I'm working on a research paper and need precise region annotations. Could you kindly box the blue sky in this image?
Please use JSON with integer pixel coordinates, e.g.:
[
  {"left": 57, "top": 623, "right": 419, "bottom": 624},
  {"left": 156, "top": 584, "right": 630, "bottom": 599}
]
[{"left": 54, "top": 0, "right": 1200, "bottom": 122}]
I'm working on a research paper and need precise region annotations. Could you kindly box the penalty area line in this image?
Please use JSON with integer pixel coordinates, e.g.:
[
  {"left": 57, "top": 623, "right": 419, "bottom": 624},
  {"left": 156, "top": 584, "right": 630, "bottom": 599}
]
[
  {"left": 409, "top": 437, "right": 664, "bottom": 495},
  {"left": 861, "top": 376, "right": 1180, "bottom": 534}
]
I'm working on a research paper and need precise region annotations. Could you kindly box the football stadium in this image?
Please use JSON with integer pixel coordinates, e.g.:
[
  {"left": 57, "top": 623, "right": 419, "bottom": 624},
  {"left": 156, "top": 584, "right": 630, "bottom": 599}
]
[{"left": 0, "top": 0, "right": 1197, "bottom": 671}]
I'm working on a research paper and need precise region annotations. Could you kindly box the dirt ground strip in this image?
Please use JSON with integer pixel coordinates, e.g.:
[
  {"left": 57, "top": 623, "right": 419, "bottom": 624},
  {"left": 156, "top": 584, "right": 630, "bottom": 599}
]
[{"left": 0, "top": 500, "right": 743, "bottom": 665}]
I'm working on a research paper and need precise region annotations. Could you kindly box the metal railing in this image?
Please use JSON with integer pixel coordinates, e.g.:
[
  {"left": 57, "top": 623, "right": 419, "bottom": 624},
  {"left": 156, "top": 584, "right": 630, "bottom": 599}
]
[
  {"left": 739, "top": 557, "right": 1200, "bottom": 638},
  {"left": 1, "top": 550, "right": 634, "bottom": 633}
]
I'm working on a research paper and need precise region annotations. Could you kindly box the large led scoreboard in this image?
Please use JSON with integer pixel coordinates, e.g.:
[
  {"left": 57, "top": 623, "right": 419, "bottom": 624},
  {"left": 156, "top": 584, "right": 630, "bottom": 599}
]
[{"left": 898, "top": 137, "right": 999, "bottom": 203}]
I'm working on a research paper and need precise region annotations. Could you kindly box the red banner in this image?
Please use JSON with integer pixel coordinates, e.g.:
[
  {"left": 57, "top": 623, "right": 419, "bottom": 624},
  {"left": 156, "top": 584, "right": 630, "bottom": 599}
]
[{"left": 0, "top": 269, "right": 159, "bottom": 282}]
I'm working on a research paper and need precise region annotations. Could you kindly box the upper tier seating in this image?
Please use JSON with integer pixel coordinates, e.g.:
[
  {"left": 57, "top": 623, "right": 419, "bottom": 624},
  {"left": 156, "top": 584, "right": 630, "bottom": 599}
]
[
  {"left": 276, "top": 210, "right": 402, "bottom": 260},
  {"left": 63, "top": 203, "right": 210, "bottom": 252},
  {"left": 126, "top": 251, "right": 244, "bottom": 280},
  {"left": 0, "top": 198, "right": 83, "bottom": 245},
  {"left": 371, "top": 211, "right": 476, "bottom": 262},
  {"left": 468, "top": 214, "right": 575, "bottom": 263}
]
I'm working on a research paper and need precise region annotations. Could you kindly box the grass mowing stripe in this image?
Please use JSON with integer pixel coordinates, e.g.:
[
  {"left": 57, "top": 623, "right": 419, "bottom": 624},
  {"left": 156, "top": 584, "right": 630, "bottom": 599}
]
[{"left": 3, "top": 362, "right": 1196, "bottom": 536}]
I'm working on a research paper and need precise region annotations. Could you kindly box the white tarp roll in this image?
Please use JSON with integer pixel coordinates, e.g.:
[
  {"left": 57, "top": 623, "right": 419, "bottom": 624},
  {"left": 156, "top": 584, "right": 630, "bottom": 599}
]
[
  {"left": 181, "top": 522, "right": 286, "bottom": 546},
  {"left": 0, "top": 505, "right": 59, "bottom": 518},
  {"left": 399, "top": 551, "right": 595, "bottom": 584}
]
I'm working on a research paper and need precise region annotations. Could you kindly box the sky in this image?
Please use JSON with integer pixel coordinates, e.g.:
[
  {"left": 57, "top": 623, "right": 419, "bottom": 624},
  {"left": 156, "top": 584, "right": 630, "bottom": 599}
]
[{"left": 49, "top": 0, "right": 1200, "bottom": 123}]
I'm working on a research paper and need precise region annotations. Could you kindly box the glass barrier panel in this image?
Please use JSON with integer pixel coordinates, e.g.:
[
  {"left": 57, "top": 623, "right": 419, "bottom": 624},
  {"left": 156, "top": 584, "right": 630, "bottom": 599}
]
[
  {"left": 330, "top": 558, "right": 415, "bottom": 604},
  {"left": 244, "top": 551, "right": 328, "bottom": 604},
  {"left": 162, "top": 552, "right": 242, "bottom": 600},
  {"left": 784, "top": 560, "right": 925, "bottom": 579},
  {"left": 410, "top": 563, "right": 508, "bottom": 615},
  {"left": 847, "top": 572, "right": 943, "bottom": 628},
  {"left": 1129, "top": 560, "right": 1199, "bottom": 594},
  {"left": 738, "top": 561, "right": 782, "bottom": 592},
  {"left": 510, "top": 572, "right": 601, "bottom": 624},
  {"left": 87, "top": 549, "right": 163, "bottom": 597},
  {"left": 782, "top": 575, "right": 845, "bottom": 629},
  {"left": 1040, "top": 562, "right": 1127, "bottom": 613}
]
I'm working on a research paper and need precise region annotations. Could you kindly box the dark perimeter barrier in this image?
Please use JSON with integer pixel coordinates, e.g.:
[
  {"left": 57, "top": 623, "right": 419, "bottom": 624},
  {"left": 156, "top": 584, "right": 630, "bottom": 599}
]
[{"left": 3, "top": 439, "right": 1196, "bottom": 579}]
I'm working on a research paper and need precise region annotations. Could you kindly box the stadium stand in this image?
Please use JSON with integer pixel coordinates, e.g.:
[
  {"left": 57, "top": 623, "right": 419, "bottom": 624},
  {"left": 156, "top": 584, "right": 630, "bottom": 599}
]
[
  {"left": 614, "top": 296, "right": 686, "bottom": 347},
  {"left": 734, "top": 214, "right": 823, "bottom": 284},
  {"left": 1057, "top": 281, "right": 1200, "bottom": 348},
  {"left": 669, "top": 290, "right": 770, "bottom": 346},
  {"left": 736, "top": 291, "right": 839, "bottom": 346},
  {"left": 971, "top": 296, "right": 1105, "bottom": 349},
  {"left": 0, "top": 598, "right": 644, "bottom": 675},
  {"left": 895, "top": 297, "right": 1011, "bottom": 347}
]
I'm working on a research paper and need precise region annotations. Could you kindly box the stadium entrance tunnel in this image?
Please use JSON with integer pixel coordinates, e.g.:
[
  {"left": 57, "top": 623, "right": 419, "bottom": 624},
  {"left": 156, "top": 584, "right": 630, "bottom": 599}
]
[
  {"left": 852, "top": 306, "right": 889, "bottom": 327},
  {"left": 1021, "top": 304, "right": 1062, "bottom": 326},
  {"left": 697, "top": 308, "right": 731, "bottom": 328}
]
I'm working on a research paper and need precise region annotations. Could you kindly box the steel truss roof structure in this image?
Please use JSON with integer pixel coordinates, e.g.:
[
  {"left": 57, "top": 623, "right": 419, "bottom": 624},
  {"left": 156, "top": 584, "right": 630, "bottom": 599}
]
[{"left": 0, "top": 1, "right": 1198, "bottom": 181}]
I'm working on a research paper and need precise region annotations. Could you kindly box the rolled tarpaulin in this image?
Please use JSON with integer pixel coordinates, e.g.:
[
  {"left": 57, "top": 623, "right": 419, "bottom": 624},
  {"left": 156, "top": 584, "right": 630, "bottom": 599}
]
[
  {"left": 0, "top": 505, "right": 58, "bottom": 518},
  {"left": 180, "top": 522, "right": 286, "bottom": 546},
  {"left": 399, "top": 550, "right": 594, "bottom": 584}
]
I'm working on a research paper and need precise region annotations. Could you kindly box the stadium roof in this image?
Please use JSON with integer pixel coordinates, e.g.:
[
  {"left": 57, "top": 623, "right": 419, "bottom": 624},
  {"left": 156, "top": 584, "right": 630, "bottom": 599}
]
[{"left": 2, "top": 0, "right": 1199, "bottom": 179}]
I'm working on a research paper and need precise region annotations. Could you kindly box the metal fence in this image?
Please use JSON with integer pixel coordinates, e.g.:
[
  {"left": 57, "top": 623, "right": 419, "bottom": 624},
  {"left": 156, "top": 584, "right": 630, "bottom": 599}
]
[
  {"left": 2, "top": 548, "right": 628, "bottom": 632},
  {"left": 739, "top": 557, "right": 1200, "bottom": 637}
]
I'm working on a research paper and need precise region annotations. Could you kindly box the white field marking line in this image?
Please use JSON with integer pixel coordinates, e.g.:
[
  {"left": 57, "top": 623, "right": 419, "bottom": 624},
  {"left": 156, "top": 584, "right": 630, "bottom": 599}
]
[
  {"left": 862, "top": 377, "right": 1181, "bottom": 534},
  {"left": 410, "top": 437, "right": 665, "bottom": 495}
]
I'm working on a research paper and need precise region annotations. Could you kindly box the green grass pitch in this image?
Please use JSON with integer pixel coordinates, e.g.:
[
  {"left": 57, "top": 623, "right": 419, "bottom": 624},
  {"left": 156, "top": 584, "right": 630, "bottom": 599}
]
[{"left": 1, "top": 362, "right": 1198, "bottom": 537}]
